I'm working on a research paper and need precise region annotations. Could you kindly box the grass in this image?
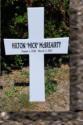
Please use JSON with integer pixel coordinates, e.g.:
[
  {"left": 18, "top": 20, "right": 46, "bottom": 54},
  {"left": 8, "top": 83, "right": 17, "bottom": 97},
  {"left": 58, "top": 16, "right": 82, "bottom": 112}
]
[
  {"left": 5, "top": 86, "right": 17, "bottom": 97},
  {"left": 20, "top": 69, "right": 29, "bottom": 77},
  {"left": 45, "top": 67, "right": 58, "bottom": 96},
  {"left": 0, "top": 65, "right": 69, "bottom": 111}
]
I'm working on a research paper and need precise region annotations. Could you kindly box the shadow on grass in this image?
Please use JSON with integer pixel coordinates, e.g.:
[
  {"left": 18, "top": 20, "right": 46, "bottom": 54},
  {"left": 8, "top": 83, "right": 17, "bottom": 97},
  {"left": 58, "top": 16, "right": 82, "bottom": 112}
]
[
  {"left": 0, "top": 86, "right": 3, "bottom": 89},
  {"left": 14, "top": 82, "right": 29, "bottom": 87}
]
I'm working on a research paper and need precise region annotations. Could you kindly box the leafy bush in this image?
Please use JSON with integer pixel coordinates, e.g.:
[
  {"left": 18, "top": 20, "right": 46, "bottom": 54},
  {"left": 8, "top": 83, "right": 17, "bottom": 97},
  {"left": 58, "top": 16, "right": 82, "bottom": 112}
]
[
  {"left": 14, "top": 55, "right": 23, "bottom": 68},
  {"left": 1, "top": 0, "right": 69, "bottom": 70}
]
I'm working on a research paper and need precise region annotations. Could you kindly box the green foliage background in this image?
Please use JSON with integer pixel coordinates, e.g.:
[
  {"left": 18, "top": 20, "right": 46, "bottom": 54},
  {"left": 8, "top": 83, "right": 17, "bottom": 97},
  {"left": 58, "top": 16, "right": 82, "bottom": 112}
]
[{"left": 1, "top": 0, "right": 69, "bottom": 71}]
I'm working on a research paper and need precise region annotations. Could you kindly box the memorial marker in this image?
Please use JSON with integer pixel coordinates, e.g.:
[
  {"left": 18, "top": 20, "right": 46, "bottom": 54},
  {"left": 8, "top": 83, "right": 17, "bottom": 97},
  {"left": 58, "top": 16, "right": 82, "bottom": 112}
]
[{"left": 4, "top": 7, "right": 69, "bottom": 102}]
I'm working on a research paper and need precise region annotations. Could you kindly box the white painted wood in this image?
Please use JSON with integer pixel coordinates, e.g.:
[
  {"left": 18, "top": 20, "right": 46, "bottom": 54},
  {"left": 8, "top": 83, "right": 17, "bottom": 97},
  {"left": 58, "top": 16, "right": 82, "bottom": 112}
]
[{"left": 4, "top": 7, "right": 69, "bottom": 102}]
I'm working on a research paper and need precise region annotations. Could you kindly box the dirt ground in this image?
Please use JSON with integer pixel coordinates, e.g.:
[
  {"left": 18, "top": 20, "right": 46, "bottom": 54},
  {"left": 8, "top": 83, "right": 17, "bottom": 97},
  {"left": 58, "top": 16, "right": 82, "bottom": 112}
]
[{"left": 0, "top": 65, "right": 70, "bottom": 112}]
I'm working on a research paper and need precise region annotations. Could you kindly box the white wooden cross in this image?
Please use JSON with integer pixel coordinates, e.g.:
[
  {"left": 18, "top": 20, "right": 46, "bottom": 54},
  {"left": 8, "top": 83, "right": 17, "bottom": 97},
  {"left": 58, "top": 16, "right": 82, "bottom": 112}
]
[{"left": 4, "top": 7, "right": 69, "bottom": 102}]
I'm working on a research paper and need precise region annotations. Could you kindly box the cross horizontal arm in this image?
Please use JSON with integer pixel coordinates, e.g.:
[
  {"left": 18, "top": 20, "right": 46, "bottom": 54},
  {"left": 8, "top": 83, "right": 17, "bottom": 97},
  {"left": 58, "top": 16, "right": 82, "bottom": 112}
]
[
  {"left": 4, "top": 37, "right": 69, "bottom": 55},
  {"left": 43, "top": 37, "right": 69, "bottom": 54},
  {"left": 4, "top": 39, "right": 30, "bottom": 55}
]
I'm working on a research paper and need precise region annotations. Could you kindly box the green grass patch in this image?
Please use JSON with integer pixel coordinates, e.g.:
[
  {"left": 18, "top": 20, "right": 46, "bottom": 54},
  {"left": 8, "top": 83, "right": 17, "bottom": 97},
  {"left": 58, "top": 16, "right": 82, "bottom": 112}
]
[{"left": 45, "top": 68, "right": 58, "bottom": 96}]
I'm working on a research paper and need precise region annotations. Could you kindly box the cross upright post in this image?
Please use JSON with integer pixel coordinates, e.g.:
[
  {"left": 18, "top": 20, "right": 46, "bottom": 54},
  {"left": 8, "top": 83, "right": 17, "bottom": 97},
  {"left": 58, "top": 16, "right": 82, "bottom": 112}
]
[
  {"left": 4, "top": 7, "right": 69, "bottom": 102},
  {"left": 28, "top": 8, "right": 45, "bottom": 101}
]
